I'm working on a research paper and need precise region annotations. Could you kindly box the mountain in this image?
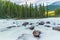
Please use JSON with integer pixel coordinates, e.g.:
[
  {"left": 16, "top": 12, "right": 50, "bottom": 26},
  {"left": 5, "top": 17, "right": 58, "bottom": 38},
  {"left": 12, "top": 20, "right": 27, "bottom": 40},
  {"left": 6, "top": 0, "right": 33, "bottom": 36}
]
[
  {"left": 47, "top": 1, "right": 60, "bottom": 11},
  {"left": 51, "top": 1, "right": 60, "bottom": 5}
]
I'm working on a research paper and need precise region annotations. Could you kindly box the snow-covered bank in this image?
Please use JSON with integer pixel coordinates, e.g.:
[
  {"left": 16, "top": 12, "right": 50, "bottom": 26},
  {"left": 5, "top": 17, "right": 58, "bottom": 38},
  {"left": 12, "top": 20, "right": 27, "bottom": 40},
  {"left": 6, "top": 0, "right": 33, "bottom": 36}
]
[{"left": 0, "top": 18, "right": 60, "bottom": 40}]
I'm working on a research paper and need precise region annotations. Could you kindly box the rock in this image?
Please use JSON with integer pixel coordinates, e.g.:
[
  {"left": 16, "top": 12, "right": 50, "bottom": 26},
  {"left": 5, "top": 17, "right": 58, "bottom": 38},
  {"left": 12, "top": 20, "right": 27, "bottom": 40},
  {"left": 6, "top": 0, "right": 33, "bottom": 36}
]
[
  {"left": 22, "top": 22, "right": 29, "bottom": 26},
  {"left": 29, "top": 26, "right": 34, "bottom": 30},
  {"left": 57, "top": 24, "right": 60, "bottom": 25},
  {"left": 7, "top": 27, "right": 12, "bottom": 29},
  {"left": 30, "top": 23, "right": 33, "bottom": 25},
  {"left": 46, "top": 21, "right": 50, "bottom": 24},
  {"left": 53, "top": 27, "right": 60, "bottom": 31},
  {"left": 12, "top": 26, "right": 16, "bottom": 27},
  {"left": 38, "top": 21, "right": 45, "bottom": 25},
  {"left": 44, "top": 25, "right": 51, "bottom": 27},
  {"left": 13, "top": 22, "right": 15, "bottom": 24},
  {"left": 33, "top": 30, "right": 41, "bottom": 38},
  {"left": 7, "top": 26, "right": 16, "bottom": 29}
]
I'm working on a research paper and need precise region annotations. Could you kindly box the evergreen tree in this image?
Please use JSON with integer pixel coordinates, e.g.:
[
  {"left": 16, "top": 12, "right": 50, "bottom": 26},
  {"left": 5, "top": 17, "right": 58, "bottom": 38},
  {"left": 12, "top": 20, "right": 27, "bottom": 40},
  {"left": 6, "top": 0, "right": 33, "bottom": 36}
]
[
  {"left": 35, "top": 4, "right": 38, "bottom": 18},
  {"left": 39, "top": 3, "right": 45, "bottom": 18},
  {"left": 0, "top": 1, "right": 46, "bottom": 19},
  {"left": 24, "top": 2, "right": 28, "bottom": 18},
  {"left": 30, "top": 4, "right": 33, "bottom": 18},
  {"left": 46, "top": 4, "right": 49, "bottom": 18},
  {"left": 55, "top": 8, "right": 60, "bottom": 17}
]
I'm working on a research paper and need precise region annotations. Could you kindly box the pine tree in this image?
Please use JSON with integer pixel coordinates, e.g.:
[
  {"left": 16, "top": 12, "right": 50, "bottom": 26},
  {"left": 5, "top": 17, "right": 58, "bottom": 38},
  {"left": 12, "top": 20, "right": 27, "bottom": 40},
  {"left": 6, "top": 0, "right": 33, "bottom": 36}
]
[
  {"left": 46, "top": 4, "right": 49, "bottom": 18},
  {"left": 35, "top": 4, "right": 38, "bottom": 18},
  {"left": 42, "top": 3, "right": 45, "bottom": 18},
  {"left": 39, "top": 3, "right": 45, "bottom": 18},
  {"left": 55, "top": 8, "right": 60, "bottom": 17},
  {"left": 21, "top": 5, "right": 24, "bottom": 18},
  {"left": 24, "top": 2, "right": 28, "bottom": 18},
  {"left": 30, "top": 3, "right": 33, "bottom": 18}
]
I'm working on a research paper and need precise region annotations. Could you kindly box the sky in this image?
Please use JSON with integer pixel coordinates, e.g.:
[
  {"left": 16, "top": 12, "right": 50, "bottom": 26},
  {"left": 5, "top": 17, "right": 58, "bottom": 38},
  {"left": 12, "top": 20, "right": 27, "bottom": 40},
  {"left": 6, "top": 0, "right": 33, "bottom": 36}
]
[{"left": 7, "top": 0, "right": 60, "bottom": 6}]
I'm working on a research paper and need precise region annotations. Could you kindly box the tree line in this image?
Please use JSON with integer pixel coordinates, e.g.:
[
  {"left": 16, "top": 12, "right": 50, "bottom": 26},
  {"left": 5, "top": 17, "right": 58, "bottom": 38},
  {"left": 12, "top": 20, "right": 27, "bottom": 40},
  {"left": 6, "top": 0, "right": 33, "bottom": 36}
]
[{"left": 0, "top": 0, "right": 49, "bottom": 19}]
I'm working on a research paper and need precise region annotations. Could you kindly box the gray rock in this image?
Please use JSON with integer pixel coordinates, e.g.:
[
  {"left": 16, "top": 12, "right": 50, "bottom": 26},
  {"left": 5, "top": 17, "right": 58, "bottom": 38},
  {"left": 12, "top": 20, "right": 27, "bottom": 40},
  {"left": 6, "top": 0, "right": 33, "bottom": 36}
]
[
  {"left": 53, "top": 27, "right": 60, "bottom": 31},
  {"left": 22, "top": 22, "right": 29, "bottom": 26},
  {"left": 33, "top": 30, "right": 41, "bottom": 38}
]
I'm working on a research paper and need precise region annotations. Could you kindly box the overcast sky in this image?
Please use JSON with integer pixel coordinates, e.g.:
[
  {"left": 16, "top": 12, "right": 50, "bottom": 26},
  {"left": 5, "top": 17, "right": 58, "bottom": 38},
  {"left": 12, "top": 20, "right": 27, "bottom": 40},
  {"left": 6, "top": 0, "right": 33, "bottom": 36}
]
[{"left": 7, "top": 0, "right": 60, "bottom": 6}]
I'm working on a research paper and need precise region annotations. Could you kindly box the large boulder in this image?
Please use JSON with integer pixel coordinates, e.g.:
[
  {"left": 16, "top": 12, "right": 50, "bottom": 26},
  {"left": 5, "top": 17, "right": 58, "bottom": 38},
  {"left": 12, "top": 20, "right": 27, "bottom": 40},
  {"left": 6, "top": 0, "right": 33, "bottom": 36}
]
[
  {"left": 53, "top": 27, "right": 60, "bottom": 31},
  {"left": 22, "top": 22, "right": 29, "bottom": 26},
  {"left": 33, "top": 30, "right": 41, "bottom": 38}
]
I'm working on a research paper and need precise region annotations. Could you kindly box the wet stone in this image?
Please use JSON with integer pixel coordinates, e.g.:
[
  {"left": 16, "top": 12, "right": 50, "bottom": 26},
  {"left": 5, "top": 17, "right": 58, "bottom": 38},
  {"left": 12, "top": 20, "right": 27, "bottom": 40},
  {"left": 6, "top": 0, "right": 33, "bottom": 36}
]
[
  {"left": 22, "top": 22, "right": 29, "bottom": 26},
  {"left": 38, "top": 21, "right": 45, "bottom": 25},
  {"left": 13, "top": 22, "right": 15, "bottom": 24},
  {"left": 46, "top": 21, "right": 50, "bottom": 24},
  {"left": 33, "top": 30, "right": 41, "bottom": 38},
  {"left": 29, "top": 26, "right": 34, "bottom": 30},
  {"left": 7, "top": 26, "right": 16, "bottom": 29},
  {"left": 44, "top": 25, "right": 51, "bottom": 27},
  {"left": 53, "top": 27, "right": 60, "bottom": 31},
  {"left": 30, "top": 23, "right": 33, "bottom": 25}
]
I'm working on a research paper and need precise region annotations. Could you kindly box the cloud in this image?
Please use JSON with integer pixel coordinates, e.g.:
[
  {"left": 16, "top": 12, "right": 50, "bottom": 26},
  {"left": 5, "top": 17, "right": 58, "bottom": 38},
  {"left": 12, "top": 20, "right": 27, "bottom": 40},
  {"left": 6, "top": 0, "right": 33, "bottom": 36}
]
[
  {"left": 8, "top": 0, "right": 60, "bottom": 6},
  {"left": 9, "top": 0, "right": 42, "bottom": 5}
]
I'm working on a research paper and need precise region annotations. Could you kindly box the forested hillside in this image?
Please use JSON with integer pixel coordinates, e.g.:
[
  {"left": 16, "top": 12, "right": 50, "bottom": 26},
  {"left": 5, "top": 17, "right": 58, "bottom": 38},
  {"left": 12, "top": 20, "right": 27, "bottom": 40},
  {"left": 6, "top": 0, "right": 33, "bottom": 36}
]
[
  {"left": 0, "top": 0, "right": 47, "bottom": 19},
  {"left": 0, "top": 0, "right": 60, "bottom": 19}
]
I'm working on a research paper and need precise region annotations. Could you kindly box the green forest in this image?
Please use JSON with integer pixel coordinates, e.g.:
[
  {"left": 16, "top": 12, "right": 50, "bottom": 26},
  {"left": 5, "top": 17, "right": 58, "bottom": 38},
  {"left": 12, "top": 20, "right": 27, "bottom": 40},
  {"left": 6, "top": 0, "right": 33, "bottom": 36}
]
[{"left": 0, "top": 0, "right": 60, "bottom": 19}]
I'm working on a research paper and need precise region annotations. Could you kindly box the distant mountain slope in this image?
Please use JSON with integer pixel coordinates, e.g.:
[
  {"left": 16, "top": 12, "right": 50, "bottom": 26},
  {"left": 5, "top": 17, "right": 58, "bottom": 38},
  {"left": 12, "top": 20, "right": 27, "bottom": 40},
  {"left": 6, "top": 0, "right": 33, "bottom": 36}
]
[
  {"left": 51, "top": 1, "right": 60, "bottom": 5},
  {"left": 47, "top": 1, "right": 60, "bottom": 11}
]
